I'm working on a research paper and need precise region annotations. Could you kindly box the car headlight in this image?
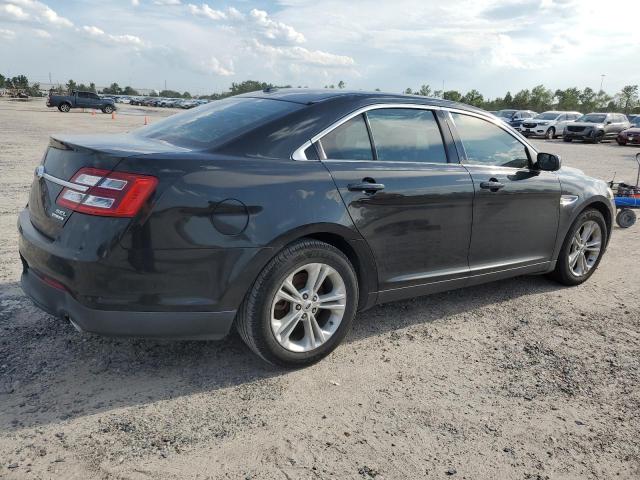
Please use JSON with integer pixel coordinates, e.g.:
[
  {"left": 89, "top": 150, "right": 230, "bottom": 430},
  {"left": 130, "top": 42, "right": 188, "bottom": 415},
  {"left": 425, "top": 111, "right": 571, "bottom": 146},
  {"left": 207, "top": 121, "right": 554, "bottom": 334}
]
[
  {"left": 538, "top": 121, "right": 548, "bottom": 125},
  {"left": 607, "top": 187, "right": 614, "bottom": 199}
]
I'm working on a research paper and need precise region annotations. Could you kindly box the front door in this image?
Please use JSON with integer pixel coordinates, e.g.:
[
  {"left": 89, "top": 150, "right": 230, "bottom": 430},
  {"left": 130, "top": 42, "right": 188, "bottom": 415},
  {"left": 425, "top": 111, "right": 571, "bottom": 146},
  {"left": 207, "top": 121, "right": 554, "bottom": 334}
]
[
  {"left": 447, "top": 111, "right": 561, "bottom": 274},
  {"left": 317, "top": 108, "right": 475, "bottom": 298}
]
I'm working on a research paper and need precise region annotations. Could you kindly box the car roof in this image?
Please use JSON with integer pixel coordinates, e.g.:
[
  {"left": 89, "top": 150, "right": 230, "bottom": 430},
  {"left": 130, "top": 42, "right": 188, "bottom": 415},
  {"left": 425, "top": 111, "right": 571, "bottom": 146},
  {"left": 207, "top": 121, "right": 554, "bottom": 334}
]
[{"left": 236, "top": 88, "right": 486, "bottom": 114}]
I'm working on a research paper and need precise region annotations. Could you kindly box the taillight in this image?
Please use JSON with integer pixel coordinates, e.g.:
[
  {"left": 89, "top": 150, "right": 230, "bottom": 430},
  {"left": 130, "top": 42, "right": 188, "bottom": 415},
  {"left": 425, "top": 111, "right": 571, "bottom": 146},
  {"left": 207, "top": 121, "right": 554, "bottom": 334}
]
[{"left": 56, "top": 167, "right": 158, "bottom": 217}]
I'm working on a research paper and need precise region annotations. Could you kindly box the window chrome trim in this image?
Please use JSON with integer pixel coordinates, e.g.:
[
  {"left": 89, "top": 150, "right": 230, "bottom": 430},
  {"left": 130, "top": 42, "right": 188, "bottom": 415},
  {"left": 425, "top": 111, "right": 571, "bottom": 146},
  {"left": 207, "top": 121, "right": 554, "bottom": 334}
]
[
  {"left": 291, "top": 103, "right": 538, "bottom": 161},
  {"left": 40, "top": 172, "right": 90, "bottom": 192}
]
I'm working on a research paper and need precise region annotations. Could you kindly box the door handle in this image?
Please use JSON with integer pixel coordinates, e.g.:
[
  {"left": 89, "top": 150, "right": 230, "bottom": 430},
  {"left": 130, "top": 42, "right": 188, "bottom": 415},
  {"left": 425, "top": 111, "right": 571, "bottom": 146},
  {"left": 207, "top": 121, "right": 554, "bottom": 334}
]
[
  {"left": 347, "top": 182, "right": 385, "bottom": 193},
  {"left": 480, "top": 180, "right": 504, "bottom": 191}
]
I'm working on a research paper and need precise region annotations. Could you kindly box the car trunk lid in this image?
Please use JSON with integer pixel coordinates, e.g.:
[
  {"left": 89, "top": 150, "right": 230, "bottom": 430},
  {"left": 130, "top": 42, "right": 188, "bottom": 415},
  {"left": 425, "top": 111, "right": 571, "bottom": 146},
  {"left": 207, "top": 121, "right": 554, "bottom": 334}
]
[{"left": 28, "top": 134, "right": 184, "bottom": 238}]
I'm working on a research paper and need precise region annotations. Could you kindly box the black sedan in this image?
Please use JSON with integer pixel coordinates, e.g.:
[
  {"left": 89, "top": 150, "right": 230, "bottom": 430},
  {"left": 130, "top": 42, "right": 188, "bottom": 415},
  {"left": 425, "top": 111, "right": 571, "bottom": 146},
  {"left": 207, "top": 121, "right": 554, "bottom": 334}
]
[{"left": 19, "top": 89, "right": 615, "bottom": 366}]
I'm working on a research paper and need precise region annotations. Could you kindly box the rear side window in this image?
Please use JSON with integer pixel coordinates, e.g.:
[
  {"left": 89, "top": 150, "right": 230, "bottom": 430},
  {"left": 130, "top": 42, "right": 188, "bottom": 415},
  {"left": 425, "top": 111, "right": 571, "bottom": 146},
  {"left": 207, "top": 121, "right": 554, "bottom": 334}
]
[
  {"left": 137, "top": 97, "right": 303, "bottom": 149},
  {"left": 320, "top": 115, "right": 373, "bottom": 160},
  {"left": 451, "top": 113, "right": 529, "bottom": 169},
  {"left": 366, "top": 109, "right": 447, "bottom": 163}
]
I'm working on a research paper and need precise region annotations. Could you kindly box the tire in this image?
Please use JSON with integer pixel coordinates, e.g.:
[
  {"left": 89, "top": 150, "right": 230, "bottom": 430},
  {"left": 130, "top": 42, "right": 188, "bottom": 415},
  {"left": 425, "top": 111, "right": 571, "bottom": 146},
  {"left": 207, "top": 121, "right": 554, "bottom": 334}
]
[
  {"left": 616, "top": 208, "right": 636, "bottom": 228},
  {"left": 591, "top": 131, "right": 605, "bottom": 144},
  {"left": 617, "top": 139, "right": 626, "bottom": 146},
  {"left": 102, "top": 105, "right": 114, "bottom": 114},
  {"left": 545, "top": 127, "right": 555, "bottom": 140},
  {"left": 58, "top": 103, "right": 71, "bottom": 112},
  {"left": 549, "top": 209, "right": 607, "bottom": 286},
  {"left": 563, "top": 137, "right": 572, "bottom": 142},
  {"left": 236, "top": 239, "right": 358, "bottom": 367}
]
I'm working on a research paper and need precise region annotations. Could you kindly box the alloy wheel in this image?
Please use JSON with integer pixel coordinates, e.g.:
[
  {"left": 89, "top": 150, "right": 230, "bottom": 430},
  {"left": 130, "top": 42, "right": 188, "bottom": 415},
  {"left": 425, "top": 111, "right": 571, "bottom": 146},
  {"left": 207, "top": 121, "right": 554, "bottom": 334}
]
[
  {"left": 270, "top": 262, "right": 346, "bottom": 352},
  {"left": 568, "top": 220, "right": 602, "bottom": 277}
]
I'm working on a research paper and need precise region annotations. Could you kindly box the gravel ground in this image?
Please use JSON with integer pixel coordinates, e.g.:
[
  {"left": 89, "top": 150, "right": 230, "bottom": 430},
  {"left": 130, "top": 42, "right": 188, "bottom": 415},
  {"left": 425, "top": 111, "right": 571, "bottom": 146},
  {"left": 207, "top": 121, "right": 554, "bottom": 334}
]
[{"left": 0, "top": 98, "right": 639, "bottom": 480}]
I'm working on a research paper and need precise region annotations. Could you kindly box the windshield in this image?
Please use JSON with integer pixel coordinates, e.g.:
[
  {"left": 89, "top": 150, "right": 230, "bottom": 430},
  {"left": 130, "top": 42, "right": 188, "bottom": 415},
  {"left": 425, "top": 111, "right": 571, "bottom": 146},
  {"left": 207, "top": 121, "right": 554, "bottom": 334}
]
[
  {"left": 535, "top": 112, "right": 559, "bottom": 120},
  {"left": 632, "top": 118, "right": 640, "bottom": 127},
  {"left": 136, "top": 96, "right": 303, "bottom": 149},
  {"left": 577, "top": 114, "right": 607, "bottom": 123},
  {"left": 496, "top": 110, "right": 516, "bottom": 118}
]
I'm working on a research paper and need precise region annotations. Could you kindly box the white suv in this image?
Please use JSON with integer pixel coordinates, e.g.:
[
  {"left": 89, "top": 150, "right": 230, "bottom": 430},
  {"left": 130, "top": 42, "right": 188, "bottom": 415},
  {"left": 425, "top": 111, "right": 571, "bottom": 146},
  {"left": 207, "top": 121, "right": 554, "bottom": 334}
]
[{"left": 520, "top": 111, "right": 582, "bottom": 139}]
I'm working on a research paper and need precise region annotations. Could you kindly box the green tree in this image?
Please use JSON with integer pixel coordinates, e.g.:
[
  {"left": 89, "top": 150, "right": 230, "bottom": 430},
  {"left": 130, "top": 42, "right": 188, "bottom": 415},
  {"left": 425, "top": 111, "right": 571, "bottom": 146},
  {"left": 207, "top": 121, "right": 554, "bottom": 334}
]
[
  {"left": 123, "top": 86, "right": 140, "bottom": 95},
  {"left": 443, "top": 90, "right": 462, "bottom": 102},
  {"left": 10, "top": 75, "right": 29, "bottom": 89},
  {"left": 555, "top": 88, "right": 581, "bottom": 111},
  {"left": 616, "top": 85, "right": 639, "bottom": 113},
  {"left": 338, "top": 80, "right": 345, "bottom": 89},
  {"left": 417, "top": 84, "right": 432, "bottom": 96},
  {"left": 595, "top": 90, "right": 612, "bottom": 110},
  {"left": 102, "top": 83, "right": 123, "bottom": 95},
  {"left": 404, "top": 87, "right": 413, "bottom": 95},
  {"left": 503, "top": 91, "right": 513, "bottom": 107},
  {"left": 158, "top": 89, "right": 182, "bottom": 98},
  {"left": 512, "top": 89, "right": 531, "bottom": 109},
  {"left": 0, "top": 74, "right": 5, "bottom": 88},
  {"left": 579, "top": 87, "right": 597, "bottom": 112},
  {"left": 182, "top": 91, "right": 191, "bottom": 98},
  {"left": 529, "top": 85, "right": 553, "bottom": 112},
  {"left": 462, "top": 89, "right": 484, "bottom": 107},
  {"left": 65, "top": 79, "right": 77, "bottom": 92}
]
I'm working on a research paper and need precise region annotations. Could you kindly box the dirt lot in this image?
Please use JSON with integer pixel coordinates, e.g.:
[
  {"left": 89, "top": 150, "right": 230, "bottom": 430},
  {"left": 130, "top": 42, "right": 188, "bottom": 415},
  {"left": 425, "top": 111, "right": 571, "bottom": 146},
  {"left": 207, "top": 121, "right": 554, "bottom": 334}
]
[{"left": 0, "top": 98, "right": 639, "bottom": 480}]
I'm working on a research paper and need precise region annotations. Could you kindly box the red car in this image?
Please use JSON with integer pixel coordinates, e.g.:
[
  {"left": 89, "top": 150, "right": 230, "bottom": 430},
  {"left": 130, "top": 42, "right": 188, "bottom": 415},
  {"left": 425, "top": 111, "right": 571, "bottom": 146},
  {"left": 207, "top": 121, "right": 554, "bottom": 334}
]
[{"left": 618, "top": 118, "right": 640, "bottom": 145}]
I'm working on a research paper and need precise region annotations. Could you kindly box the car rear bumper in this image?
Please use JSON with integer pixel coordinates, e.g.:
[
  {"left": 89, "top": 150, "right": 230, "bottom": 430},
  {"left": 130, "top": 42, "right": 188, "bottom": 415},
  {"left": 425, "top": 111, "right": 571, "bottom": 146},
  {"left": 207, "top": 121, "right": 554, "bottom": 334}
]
[{"left": 21, "top": 267, "right": 235, "bottom": 339}]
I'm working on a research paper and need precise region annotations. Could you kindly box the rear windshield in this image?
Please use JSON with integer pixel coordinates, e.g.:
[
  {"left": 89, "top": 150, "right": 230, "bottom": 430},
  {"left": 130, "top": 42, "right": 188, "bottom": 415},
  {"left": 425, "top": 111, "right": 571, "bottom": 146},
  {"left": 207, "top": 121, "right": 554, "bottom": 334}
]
[
  {"left": 496, "top": 110, "right": 516, "bottom": 118},
  {"left": 135, "top": 97, "right": 303, "bottom": 149}
]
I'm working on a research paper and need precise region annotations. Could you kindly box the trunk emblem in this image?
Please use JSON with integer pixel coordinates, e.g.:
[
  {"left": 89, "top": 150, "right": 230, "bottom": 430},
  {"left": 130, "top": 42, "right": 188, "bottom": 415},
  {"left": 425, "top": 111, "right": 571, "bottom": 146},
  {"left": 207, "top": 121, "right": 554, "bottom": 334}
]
[{"left": 35, "top": 165, "right": 45, "bottom": 178}]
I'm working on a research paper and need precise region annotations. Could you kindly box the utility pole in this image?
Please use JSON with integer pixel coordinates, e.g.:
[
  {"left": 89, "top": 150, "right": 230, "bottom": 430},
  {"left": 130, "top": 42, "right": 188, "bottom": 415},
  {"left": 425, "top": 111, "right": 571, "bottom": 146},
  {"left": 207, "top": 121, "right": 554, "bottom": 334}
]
[{"left": 599, "top": 74, "right": 606, "bottom": 92}]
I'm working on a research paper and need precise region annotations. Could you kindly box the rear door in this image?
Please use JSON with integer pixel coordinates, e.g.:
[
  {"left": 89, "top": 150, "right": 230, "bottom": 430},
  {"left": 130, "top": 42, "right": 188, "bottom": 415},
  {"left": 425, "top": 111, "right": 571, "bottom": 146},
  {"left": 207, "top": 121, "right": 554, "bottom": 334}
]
[
  {"left": 447, "top": 111, "right": 561, "bottom": 274},
  {"left": 317, "top": 106, "right": 474, "bottom": 298}
]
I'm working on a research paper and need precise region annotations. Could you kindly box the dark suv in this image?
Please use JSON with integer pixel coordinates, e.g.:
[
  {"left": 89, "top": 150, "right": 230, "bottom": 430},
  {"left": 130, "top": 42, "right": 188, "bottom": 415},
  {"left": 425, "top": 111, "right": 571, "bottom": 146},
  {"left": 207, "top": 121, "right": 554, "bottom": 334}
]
[
  {"left": 19, "top": 90, "right": 615, "bottom": 366},
  {"left": 564, "top": 113, "right": 631, "bottom": 143},
  {"left": 495, "top": 109, "right": 537, "bottom": 131}
]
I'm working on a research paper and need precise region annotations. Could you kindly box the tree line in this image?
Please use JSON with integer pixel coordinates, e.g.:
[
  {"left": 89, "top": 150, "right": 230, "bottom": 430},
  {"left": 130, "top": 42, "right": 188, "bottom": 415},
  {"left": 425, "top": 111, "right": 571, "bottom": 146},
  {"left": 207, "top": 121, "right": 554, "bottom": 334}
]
[{"left": 2, "top": 73, "right": 639, "bottom": 114}]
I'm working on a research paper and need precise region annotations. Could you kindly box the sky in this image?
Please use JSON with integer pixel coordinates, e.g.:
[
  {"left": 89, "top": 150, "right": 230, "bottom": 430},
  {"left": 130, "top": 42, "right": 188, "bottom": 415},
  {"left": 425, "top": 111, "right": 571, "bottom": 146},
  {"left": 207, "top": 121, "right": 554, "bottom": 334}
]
[{"left": 0, "top": 0, "right": 638, "bottom": 97}]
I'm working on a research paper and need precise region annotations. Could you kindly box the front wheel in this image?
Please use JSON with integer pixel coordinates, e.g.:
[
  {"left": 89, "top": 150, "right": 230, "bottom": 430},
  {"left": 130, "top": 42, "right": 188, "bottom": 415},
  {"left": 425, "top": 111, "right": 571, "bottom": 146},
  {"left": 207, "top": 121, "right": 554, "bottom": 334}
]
[
  {"left": 102, "top": 105, "right": 114, "bottom": 114},
  {"left": 563, "top": 137, "right": 572, "bottom": 142},
  {"left": 236, "top": 239, "right": 358, "bottom": 367},
  {"left": 617, "top": 139, "right": 627, "bottom": 146},
  {"left": 58, "top": 103, "right": 71, "bottom": 112},
  {"left": 545, "top": 127, "right": 555, "bottom": 140},
  {"left": 549, "top": 209, "right": 607, "bottom": 286}
]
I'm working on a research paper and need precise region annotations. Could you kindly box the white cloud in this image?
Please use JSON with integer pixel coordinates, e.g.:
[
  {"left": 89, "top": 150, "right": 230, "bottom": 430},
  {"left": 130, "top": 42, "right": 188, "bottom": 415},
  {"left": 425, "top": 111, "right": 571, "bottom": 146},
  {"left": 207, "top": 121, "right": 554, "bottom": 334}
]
[
  {"left": 81, "top": 25, "right": 145, "bottom": 48},
  {"left": 33, "top": 27, "right": 49, "bottom": 37},
  {"left": 131, "top": 0, "right": 140, "bottom": 6},
  {"left": 0, "top": 3, "right": 29, "bottom": 20},
  {"left": 188, "top": 3, "right": 226, "bottom": 20},
  {"left": 0, "top": 27, "right": 15, "bottom": 39},
  {"left": 201, "top": 56, "right": 235, "bottom": 76},
  {"left": 250, "top": 40, "right": 354, "bottom": 68},
  {"left": 153, "top": 0, "right": 181, "bottom": 5},
  {"left": 0, "top": 0, "right": 72, "bottom": 27},
  {"left": 248, "top": 9, "right": 305, "bottom": 44}
]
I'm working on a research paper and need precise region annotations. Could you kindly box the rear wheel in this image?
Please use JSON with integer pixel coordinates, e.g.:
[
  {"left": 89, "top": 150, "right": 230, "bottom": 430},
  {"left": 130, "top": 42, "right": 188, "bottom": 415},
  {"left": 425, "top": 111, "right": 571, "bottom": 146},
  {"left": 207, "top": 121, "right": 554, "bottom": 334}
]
[
  {"left": 616, "top": 208, "right": 636, "bottom": 228},
  {"left": 236, "top": 239, "right": 358, "bottom": 367},
  {"left": 563, "top": 137, "right": 572, "bottom": 142},
  {"left": 545, "top": 127, "right": 555, "bottom": 140},
  {"left": 58, "top": 103, "right": 71, "bottom": 112},
  {"left": 549, "top": 209, "right": 607, "bottom": 286},
  {"left": 617, "top": 139, "right": 627, "bottom": 146},
  {"left": 592, "top": 131, "right": 605, "bottom": 144}
]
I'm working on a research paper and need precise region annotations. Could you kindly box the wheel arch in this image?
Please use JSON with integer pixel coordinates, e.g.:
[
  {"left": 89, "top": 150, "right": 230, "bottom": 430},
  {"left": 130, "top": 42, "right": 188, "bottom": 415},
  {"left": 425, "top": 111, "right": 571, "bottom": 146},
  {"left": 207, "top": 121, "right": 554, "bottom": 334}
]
[{"left": 227, "top": 223, "right": 378, "bottom": 313}]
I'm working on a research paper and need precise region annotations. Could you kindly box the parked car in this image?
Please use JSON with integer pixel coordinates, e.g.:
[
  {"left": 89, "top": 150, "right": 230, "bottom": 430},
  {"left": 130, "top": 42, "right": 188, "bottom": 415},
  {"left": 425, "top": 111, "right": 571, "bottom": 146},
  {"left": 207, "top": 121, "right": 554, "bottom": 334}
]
[
  {"left": 564, "top": 113, "right": 631, "bottom": 143},
  {"left": 627, "top": 114, "right": 639, "bottom": 124},
  {"left": 616, "top": 116, "right": 640, "bottom": 145},
  {"left": 19, "top": 89, "right": 615, "bottom": 366},
  {"left": 495, "top": 109, "right": 537, "bottom": 131},
  {"left": 47, "top": 91, "right": 116, "bottom": 113},
  {"left": 521, "top": 111, "right": 582, "bottom": 139}
]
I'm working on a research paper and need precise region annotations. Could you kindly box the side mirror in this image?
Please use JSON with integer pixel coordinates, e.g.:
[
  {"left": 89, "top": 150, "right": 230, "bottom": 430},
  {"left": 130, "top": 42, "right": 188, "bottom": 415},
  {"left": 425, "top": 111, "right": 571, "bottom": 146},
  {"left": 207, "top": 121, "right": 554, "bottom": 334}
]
[
  {"left": 536, "top": 152, "right": 561, "bottom": 171},
  {"left": 606, "top": 121, "right": 612, "bottom": 125}
]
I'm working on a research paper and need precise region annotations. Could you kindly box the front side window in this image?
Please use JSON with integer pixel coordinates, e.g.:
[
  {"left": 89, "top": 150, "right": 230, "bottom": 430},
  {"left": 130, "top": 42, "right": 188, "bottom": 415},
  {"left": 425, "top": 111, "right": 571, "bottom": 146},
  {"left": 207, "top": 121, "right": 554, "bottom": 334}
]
[
  {"left": 451, "top": 113, "right": 530, "bottom": 169},
  {"left": 366, "top": 109, "right": 447, "bottom": 163},
  {"left": 320, "top": 114, "right": 373, "bottom": 160}
]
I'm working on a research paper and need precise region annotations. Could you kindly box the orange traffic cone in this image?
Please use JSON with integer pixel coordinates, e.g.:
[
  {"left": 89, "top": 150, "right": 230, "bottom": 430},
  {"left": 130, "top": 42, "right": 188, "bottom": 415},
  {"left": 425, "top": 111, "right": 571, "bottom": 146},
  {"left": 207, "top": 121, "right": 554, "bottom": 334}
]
[
  {"left": 144, "top": 115, "right": 148, "bottom": 125},
  {"left": 91, "top": 110, "right": 95, "bottom": 117},
  {"left": 111, "top": 111, "right": 115, "bottom": 120}
]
